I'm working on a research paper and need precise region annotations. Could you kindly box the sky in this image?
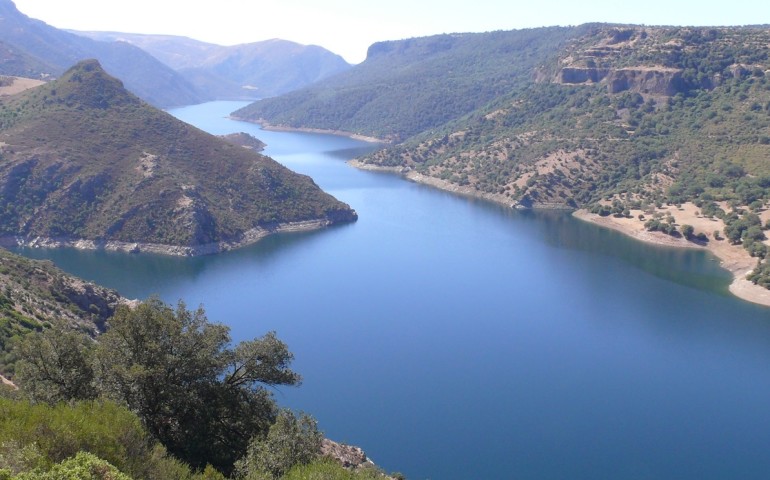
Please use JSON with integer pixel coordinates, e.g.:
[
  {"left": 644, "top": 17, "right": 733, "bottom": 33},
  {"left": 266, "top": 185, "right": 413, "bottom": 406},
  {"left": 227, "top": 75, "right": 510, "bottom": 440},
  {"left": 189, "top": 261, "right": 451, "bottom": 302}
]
[{"left": 11, "top": 0, "right": 770, "bottom": 64}]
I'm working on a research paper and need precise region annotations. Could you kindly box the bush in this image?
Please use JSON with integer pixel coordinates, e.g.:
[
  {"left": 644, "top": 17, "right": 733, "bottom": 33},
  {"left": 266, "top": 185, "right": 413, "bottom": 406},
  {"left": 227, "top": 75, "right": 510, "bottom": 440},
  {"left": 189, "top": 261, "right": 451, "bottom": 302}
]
[
  {"left": 282, "top": 459, "right": 386, "bottom": 480},
  {"left": 235, "top": 411, "right": 322, "bottom": 479},
  {"left": 13, "top": 452, "right": 131, "bottom": 480},
  {"left": 0, "top": 398, "right": 194, "bottom": 480}
]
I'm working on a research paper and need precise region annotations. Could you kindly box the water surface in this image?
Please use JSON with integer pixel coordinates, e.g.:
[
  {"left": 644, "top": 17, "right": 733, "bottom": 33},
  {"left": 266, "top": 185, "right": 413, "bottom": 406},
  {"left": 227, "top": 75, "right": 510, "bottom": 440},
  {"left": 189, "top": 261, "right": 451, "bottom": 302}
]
[{"left": 17, "top": 101, "right": 770, "bottom": 480}]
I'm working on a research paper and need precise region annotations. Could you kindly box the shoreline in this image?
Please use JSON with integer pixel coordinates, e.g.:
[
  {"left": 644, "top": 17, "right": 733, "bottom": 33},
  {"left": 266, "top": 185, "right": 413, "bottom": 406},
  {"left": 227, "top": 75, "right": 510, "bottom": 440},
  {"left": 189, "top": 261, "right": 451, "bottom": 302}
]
[
  {"left": 572, "top": 209, "right": 770, "bottom": 308},
  {"left": 229, "top": 117, "right": 387, "bottom": 144},
  {"left": 349, "top": 160, "right": 553, "bottom": 209},
  {"left": 0, "top": 219, "right": 336, "bottom": 257},
  {"left": 348, "top": 160, "right": 770, "bottom": 307}
]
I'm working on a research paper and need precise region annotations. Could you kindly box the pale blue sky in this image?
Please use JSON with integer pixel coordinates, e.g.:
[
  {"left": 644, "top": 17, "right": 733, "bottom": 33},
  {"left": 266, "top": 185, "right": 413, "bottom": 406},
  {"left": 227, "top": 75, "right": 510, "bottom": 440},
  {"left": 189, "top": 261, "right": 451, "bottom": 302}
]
[{"left": 12, "top": 0, "right": 770, "bottom": 63}]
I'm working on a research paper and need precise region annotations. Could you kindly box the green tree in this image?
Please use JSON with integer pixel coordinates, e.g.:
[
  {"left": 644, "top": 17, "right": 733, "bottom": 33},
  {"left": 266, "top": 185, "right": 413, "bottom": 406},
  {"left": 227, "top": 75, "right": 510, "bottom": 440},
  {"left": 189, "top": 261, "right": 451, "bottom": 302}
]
[
  {"left": 94, "top": 298, "right": 301, "bottom": 474},
  {"left": 14, "top": 327, "right": 97, "bottom": 404}
]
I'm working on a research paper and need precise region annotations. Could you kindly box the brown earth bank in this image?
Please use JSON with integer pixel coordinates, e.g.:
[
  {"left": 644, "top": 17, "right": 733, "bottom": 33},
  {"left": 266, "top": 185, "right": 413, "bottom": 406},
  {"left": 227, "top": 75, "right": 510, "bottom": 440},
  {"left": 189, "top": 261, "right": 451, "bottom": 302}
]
[{"left": 0, "top": 219, "right": 337, "bottom": 257}]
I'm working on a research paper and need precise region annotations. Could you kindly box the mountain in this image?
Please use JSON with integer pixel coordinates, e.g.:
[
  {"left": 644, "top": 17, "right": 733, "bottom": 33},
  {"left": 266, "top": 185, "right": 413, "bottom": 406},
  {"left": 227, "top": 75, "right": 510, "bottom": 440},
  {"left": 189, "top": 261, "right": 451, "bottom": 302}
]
[
  {"left": 74, "top": 32, "right": 352, "bottom": 100},
  {"left": 0, "top": 0, "right": 203, "bottom": 107},
  {"left": 359, "top": 26, "right": 770, "bottom": 207},
  {"left": 0, "top": 60, "right": 357, "bottom": 255},
  {"left": 232, "top": 27, "right": 589, "bottom": 141}
]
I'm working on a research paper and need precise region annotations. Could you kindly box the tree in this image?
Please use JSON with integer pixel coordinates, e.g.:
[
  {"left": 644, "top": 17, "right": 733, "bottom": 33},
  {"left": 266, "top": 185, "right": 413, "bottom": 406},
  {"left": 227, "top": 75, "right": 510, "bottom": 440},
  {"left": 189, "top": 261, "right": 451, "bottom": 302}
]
[
  {"left": 681, "top": 224, "right": 695, "bottom": 239},
  {"left": 93, "top": 298, "right": 301, "bottom": 474},
  {"left": 14, "top": 326, "right": 97, "bottom": 404}
]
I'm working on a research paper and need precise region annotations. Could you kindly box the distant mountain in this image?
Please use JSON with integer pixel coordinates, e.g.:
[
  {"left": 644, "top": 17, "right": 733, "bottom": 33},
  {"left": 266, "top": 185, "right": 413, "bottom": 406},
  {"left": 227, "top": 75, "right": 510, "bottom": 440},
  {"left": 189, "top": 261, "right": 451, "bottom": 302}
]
[
  {"left": 0, "top": 60, "right": 357, "bottom": 255},
  {"left": 232, "top": 27, "right": 588, "bottom": 141},
  {"left": 74, "top": 32, "right": 352, "bottom": 99},
  {"left": 0, "top": 0, "right": 203, "bottom": 107}
]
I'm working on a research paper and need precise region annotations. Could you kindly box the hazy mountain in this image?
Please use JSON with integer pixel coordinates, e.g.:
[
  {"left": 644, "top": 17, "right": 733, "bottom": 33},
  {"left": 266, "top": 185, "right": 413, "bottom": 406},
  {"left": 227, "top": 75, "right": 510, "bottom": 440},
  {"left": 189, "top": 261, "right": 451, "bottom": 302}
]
[
  {"left": 0, "top": 60, "right": 357, "bottom": 255},
  {"left": 0, "top": 0, "right": 204, "bottom": 106},
  {"left": 74, "top": 32, "right": 352, "bottom": 99}
]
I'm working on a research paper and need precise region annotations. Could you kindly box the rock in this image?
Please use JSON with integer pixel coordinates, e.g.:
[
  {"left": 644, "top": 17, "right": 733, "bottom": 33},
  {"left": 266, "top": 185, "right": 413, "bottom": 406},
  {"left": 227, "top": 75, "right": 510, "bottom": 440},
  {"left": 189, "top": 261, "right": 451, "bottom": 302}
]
[{"left": 321, "top": 439, "right": 377, "bottom": 471}]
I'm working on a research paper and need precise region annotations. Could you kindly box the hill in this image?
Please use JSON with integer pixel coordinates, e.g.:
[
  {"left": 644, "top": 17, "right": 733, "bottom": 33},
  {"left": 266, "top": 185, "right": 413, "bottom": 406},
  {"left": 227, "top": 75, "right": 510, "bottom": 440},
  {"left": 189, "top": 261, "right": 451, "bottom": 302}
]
[
  {"left": 232, "top": 27, "right": 588, "bottom": 141},
  {"left": 0, "top": 60, "right": 357, "bottom": 255},
  {"left": 74, "top": 32, "right": 352, "bottom": 100},
  {"left": 0, "top": 246, "right": 125, "bottom": 376},
  {"left": 0, "top": 0, "right": 203, "bottom": 107},
  {"left": 354, "top": 25, "right": 770, "bottom": 289}
]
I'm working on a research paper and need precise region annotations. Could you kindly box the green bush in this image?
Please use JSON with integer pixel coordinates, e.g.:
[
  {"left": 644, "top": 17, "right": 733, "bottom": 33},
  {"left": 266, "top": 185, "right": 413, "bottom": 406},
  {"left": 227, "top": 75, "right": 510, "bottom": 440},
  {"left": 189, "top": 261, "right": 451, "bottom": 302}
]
[
  {"left": 0, "top": 398, "right": 194, "bottom": 480},
  {"left": 235, "top": 410, "right": 322, "bottom": 479}
]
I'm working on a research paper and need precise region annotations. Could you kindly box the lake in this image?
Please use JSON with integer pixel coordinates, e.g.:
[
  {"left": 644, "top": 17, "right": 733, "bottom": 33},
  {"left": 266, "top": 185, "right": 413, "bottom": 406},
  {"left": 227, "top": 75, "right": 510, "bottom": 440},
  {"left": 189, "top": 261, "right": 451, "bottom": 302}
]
[{"left": 16, "top": 101, "right": 770, "bottom": 480}]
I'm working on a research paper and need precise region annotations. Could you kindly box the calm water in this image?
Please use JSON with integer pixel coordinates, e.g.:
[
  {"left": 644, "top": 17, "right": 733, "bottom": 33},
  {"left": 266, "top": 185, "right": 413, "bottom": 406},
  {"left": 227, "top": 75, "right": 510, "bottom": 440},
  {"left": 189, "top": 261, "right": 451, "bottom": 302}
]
[{"left": 17, "top": 101, "right": 770, "bottom": 480}]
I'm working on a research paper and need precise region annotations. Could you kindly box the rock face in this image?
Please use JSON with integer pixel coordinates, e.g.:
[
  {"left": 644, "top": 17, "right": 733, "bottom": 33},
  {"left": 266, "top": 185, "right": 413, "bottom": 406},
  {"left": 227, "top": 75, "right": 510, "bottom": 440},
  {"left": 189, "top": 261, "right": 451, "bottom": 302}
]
[
  {"left": 558, "top": 66, "right": 685, "bottom": 96},
  {"left": 606, "top": 67, "right": 684, "bottom": 95}
]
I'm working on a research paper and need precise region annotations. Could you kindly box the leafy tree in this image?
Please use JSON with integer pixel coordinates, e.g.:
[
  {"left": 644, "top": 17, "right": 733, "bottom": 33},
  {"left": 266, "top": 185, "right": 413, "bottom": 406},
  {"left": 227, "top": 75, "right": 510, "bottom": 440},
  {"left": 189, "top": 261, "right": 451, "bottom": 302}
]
[
  {"left": 14, "top": 327, "right": 97, "bottom": 404},
  {"left": 681, "top": 224, "right": 695, "bottom": 239},
  {"left": 94, "top": 298, "right": 301, "bottom": 474}
]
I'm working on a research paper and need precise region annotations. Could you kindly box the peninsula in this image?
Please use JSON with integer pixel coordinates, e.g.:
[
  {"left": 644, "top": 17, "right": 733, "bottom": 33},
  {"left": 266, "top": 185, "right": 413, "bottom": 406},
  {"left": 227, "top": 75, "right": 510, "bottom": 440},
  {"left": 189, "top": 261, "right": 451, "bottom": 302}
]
[{"left": 0, "top": 60, "right": 357, "bottom": 256}]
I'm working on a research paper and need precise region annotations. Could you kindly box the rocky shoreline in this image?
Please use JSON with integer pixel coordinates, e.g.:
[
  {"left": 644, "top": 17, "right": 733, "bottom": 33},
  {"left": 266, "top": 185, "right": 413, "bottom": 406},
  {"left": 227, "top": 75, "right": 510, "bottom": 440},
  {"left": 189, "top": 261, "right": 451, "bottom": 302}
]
[{"left": 0, "top": 219, "right": 337, "bottom": 257}]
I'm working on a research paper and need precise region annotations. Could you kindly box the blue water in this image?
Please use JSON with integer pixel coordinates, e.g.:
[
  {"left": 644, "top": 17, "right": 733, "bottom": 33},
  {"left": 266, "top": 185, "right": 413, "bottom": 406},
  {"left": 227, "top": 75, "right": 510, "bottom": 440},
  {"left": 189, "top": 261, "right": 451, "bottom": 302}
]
[{"left": 17, "top": 101, "right": 770, "bottom": 480}]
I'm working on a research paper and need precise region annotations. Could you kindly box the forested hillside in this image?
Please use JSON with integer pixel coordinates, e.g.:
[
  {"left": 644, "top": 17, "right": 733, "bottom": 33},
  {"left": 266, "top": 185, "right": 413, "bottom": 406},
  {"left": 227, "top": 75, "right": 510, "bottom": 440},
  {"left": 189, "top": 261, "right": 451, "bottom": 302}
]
[{"left": 233, "top": 26, "right": 591, "bottom": 141}]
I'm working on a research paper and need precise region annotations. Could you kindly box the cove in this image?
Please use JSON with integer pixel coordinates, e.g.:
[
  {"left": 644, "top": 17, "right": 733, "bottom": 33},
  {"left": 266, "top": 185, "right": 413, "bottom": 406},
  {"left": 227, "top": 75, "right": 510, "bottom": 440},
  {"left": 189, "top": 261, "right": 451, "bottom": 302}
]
[{"left": 15, "top": 101, "right": 770, "bottom": 480}]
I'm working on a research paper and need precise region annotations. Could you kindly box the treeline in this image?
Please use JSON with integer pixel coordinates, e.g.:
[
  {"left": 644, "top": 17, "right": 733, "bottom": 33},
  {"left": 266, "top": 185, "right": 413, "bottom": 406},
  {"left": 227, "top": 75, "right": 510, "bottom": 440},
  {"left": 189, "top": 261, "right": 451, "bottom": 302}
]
[{"left": 0, "top": 298, "right": 395, "bottom": 480}]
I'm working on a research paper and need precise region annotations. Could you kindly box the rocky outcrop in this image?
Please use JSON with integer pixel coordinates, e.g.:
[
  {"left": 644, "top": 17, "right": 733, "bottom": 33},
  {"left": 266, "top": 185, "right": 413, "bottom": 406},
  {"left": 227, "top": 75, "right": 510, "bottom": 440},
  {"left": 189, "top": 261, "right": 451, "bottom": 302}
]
[
  {"left": 321, "top": 439, "right": 377, "bottom": 471},
  {"left": 558, "top": 67, "right": 609, "bottom": 84},
  {"left": 606, "top": 67, "right": 684, "bottom": 95},
  {"left": 557, "top": 66, "right": 685, "bottom": 96}
]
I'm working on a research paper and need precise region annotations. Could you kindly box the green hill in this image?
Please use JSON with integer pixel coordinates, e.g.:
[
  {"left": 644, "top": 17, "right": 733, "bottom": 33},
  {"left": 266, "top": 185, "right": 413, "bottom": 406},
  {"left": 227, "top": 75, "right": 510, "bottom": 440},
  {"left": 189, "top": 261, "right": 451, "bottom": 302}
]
[
  {"left": 361, "top": 26, "right": 770, "bottom": 208},
  {"left": 232, "top": 27, "right": 589, "bottom": 141},
  {"left": 0, "top": 60, "right": 357, "bottom": 255}
]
